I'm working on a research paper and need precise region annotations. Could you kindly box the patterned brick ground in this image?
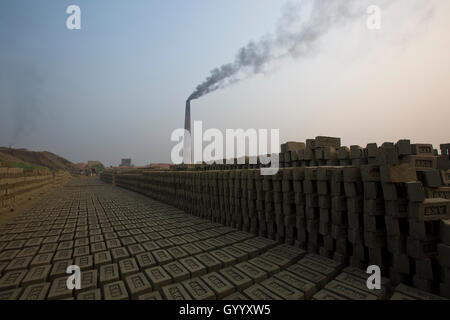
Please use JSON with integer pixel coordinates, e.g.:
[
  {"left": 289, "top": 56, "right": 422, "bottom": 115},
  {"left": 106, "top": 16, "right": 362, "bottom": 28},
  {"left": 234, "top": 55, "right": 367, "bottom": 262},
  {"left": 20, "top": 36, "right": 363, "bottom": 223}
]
[{"left": 0, "top": 178, "right": 444, "bottom": 300}]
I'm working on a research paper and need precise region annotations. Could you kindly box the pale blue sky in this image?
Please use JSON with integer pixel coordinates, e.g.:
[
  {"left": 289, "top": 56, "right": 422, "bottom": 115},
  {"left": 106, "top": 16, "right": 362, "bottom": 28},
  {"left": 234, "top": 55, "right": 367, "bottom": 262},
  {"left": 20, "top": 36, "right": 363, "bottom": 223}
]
[{"left": 1, "top": 1, "right": 449, "bottom": 166}]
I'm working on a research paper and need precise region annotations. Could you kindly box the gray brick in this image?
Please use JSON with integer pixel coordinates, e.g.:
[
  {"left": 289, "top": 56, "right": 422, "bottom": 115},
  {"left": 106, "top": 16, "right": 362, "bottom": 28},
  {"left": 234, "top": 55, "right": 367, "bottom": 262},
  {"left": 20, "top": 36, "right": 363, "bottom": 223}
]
[
  {"left": 286, "top": 264, "right": 327, "bottom": 287},
  {"left": 268, "top": 244, "right": 306, "bottom": 262},
  {"left": 16, "top": 246, "right": 39, "bottom": 258},
  {"left": 248, "top": 257, "right": 280, "bottom": 276},
  {"left": 125, "top": 272, "right": 152, "bottom": 299},
  {"left": 135, "top": 252, "right": 157, "bottom": 269},
  {"left": 39, "top": 243, "right": 58, "bottom": 254},
  {"left": 5, "top": 240, "right": 26, "bottom": 250},
  {"left": 47, "top": 277, "right": 72, "bottom": 300},
  {"left": 106, "top": 239, "right": 122, "bottom": 249},
  {"left": 195, "top": 240, "right": 215, "bottom": 252},
  {"left": 53, "top": 249, "right": 73, "bottom": 262},
  {"left": 77, "top": 288, "right": 102, "bottom": 300},
  {"left": 409, "top": 198, "right": 450, "bottom": 221},
  {"left": 440, "top": 219, "right": 450, "bottom": 246},
  {"left": 0, "top": 249, "right": 20, "bottom": 262},
  {"left": 22, "top": 265, "right": 51, "bottom": 286},
  {"left": 103, "top": 281, "right": 129, "bottom": 300},
  {"left": 343, "top": 267, "right": 391, "bottom": 287},
  {"left": 5, "top": 256, "right": 32, "bottom": 272},
  {"left": 324, "top": 280, "right": 377, "bottom": 300},
  {"left": 57, "top": 240, "right": 74, "bottom": 250},
  {"left": 19, "top": 282, "right": 50, "bottom": 300},
  {"left": 235, "top": 262, "right": 267, "bottom": 283},
  {"left": 90, "top": 241, "right": 107, "bottom": 253},
  {"left": 335, "top": 272, "right": 386, "bottom": 299},
  {"left": 222, "top": 246, "right": 248, "bottom": 262},
  {"left": 195, "top": 253, "right": 222, "bottom": 272},
  {"left": 296, "top": 258, "right": 338, "bottom": 280},
  {"left": 222, "top": 292, "right": 249, "bottom": 300},
  {"left": 153, "top": 249, "right": 174, "bottom": 265},
  {"left": 111, "top": 247, "right": 130, "bottom": 261},
  {"left": 313, "top": 289, "right": 347, "bottom": 300},
  {"left": 94, "top": 251, "right": 112, "bottom": 267},
  {"left": 30, "top": 253, "right": 53, "bottom": 267},
  {"left": 201, "top": 272, "right": 235, "bottom": 299},
  {"left": 142, "top": 241, "right": 160, "bottom": 251},
  {"left": 167, "top": 246, "right": 189, "bottom": 260},
  {"left": 181, "top": 243, "right": 203, "bottom": 255},
  {"left": 162, "top": 283, "right": 192, "bottom": 300},
  {"left": 74, "top": 238, "right": 89, "bottom": 247},
  {"left": 0, "top": 288, "right": 22, "bottom": 300},
  {"left": 74, "top": 255, "right": 93, "bottom": 270},
  {"left": 180, "top": 257, "right": 207, "bottom": 277},
  {"left": 274, "top": 271, "right": 317, "bottom": 299},
  {"left": 258, "top": 252, "right": 291, "bottom": 268},
  {"left": 182, "top": 277, "right": 216, "bottom": 300},
  {"left": 42, "top": 236, "right": 59, "bottom": 244},
  {"left": 144, "top": 266, "right": 172, "bottom": 290},
  {"left": 406, "top": 182, "right": 426, "bottom": 202},
  {"left": 119, "top": 258, "right": 139, "bottom": 277},
  {"left": 163, "top": 261, "right": 190, "bottom": 282},
  {"left": 138, "top": 291, "right": 163, "bottom": 300},
  {"left": 243, "top": 284, "right": 282, "bottom": 300},
  {"left": 395, "top": 283, "right": 446, "bottom": 300},
  {"left": 0, "top": 270, "right": 27, "bottom": 290},
  {"left": 261, "top": 277, "right": 304, "bottom": 300},
  {"left": 156, "top": 239, "right": 173, "bottom": 249},
  {"left": 73, "top": 246, "right": 90, "bottom": 257},
  {"left": 411, "top": 144, "right": 434, "bottom": 156},
  {"left": 90, "top": 234, "right": 104, "bottom": 243},
  {"left": 49, "top": 260, "right": 73, "bottom": 281},
  {"left": 99, "top": 263, "right": 119, "bottom": 285},
  {"left": 210, "top": 250, "right": 236, "bottom": 268},
  {"left": 232, "top": 243, "right": 259, "bottom": 259},
  {"left": 127, "top": 244, "right": 145, "bottom": 256},
  {"left": 80, "top": 269, "right": 98, "bottom": 292}
]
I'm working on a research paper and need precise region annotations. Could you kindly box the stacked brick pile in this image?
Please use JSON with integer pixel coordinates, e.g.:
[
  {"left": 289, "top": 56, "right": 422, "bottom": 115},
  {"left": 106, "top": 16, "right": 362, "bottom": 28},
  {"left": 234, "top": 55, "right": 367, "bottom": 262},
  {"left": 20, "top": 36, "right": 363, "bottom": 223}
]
[
  {"left": 101, "top": 137, "right": 450, "bottom": 296},
  {"left": 0, "top": 168, "right": 56, "bottom": 211}
]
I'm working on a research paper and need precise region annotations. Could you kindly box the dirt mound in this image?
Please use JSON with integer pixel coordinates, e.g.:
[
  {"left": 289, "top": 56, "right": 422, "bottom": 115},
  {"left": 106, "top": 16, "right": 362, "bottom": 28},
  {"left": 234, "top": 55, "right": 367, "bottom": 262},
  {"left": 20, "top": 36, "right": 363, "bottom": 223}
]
[{"left": 0, "top": 147, "right": 79, "bottom": 173}]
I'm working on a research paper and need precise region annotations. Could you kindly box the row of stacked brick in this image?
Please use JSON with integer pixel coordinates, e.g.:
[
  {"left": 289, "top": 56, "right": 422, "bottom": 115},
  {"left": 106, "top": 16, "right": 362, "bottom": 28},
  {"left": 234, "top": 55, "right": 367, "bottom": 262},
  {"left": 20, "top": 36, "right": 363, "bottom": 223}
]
[
  {"left": 100, "top": 139, "right": 450, "bottom": 297},
  {"left": 279, "top": 139, "right": 450, "bottom": 169},
  {"left": 169, "top": 137, "right": 450, "bottom": 173},
  {"left": 0, "top": 168, "right": 56, "bottom": 210}
]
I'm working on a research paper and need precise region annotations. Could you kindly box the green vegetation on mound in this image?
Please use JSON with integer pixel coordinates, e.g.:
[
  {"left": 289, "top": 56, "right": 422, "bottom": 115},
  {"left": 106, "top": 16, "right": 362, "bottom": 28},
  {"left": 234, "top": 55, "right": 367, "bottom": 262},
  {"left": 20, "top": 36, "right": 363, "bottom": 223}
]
[{"left": 0, "top": 158, "right": 46, "bottom": 172}]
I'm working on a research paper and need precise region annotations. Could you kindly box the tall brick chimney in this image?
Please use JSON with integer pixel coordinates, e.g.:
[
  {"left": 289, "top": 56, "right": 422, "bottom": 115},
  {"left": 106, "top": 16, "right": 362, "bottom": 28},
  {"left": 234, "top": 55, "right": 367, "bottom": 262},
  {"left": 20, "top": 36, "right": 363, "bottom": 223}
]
[{"left": 183, "top": 100, "right": 192, "bottom": 164}]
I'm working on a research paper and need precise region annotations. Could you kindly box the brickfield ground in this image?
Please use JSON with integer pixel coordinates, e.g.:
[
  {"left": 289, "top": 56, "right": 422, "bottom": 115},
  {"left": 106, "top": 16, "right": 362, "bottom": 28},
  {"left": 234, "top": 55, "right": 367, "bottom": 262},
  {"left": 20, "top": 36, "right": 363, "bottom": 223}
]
[{"left": 0, "top": 177, "right": 444, "bottom": 300}]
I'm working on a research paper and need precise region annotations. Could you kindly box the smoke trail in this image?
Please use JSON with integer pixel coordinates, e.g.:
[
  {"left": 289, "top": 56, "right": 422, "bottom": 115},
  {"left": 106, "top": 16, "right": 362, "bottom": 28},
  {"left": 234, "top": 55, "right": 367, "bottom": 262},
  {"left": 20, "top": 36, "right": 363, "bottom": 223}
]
[
  {"left": 188, "top": 0, "right": 371, "bottom": 101},
  {"left": 0, "top": 60, "right": 45, "bottom": 145}
]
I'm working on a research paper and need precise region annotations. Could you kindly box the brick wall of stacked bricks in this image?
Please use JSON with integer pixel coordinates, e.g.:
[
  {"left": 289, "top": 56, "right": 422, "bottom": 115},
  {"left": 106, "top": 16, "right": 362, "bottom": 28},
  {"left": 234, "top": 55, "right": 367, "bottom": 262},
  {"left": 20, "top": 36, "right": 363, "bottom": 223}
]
[
  {"left": 0, "top": 168, "right": 70, "bottom": 210},
  {"left": 101, "top": 137, "right": 450, "bottom": 297}
]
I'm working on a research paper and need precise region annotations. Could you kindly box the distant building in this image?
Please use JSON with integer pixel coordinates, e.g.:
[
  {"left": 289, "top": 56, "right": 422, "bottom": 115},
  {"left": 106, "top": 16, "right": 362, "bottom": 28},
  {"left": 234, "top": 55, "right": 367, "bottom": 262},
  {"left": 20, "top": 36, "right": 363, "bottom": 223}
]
[{"left": 120, "top": 158, "right": 132, "bottom": 167}]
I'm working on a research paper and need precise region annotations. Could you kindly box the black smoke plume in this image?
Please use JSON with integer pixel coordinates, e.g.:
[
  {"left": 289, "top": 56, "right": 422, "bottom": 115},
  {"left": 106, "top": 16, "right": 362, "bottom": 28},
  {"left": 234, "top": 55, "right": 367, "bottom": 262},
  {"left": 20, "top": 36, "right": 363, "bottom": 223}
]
[{"left": 188, "top": 0, "right": 366, "bottom": 101}]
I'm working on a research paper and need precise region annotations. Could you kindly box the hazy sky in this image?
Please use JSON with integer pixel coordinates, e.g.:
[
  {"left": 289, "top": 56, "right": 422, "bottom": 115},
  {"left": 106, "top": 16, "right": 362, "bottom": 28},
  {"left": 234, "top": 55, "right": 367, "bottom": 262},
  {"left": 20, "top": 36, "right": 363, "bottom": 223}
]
[{"left": 0, "top": 0, "right": 449, "bottom": 166}]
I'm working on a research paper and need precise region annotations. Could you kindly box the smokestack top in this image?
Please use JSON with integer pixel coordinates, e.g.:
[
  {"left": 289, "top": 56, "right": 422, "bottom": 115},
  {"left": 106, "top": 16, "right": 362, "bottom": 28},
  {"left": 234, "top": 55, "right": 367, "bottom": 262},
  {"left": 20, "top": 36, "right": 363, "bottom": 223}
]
[
  {"left": 184, "top": 99, "right": 192, "bottom": 164},
  {"left": 184, "top": 99, "right": 191, "bottom": 133}
]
